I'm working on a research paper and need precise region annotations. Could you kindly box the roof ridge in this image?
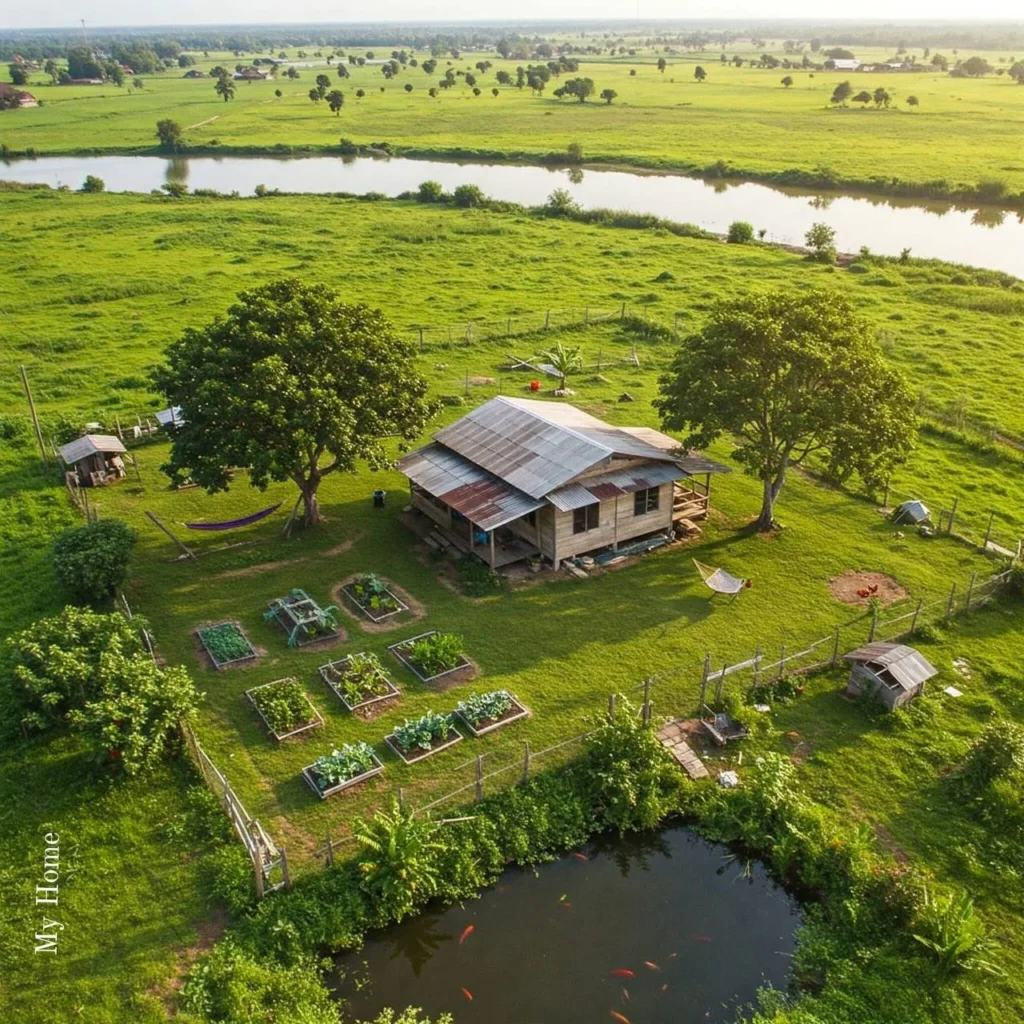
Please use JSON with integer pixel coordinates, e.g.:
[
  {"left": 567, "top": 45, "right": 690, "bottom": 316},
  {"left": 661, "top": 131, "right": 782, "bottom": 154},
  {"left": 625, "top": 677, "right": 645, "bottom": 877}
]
[{"left": 492, "top": 395, "right": 613, "bottom": 459}]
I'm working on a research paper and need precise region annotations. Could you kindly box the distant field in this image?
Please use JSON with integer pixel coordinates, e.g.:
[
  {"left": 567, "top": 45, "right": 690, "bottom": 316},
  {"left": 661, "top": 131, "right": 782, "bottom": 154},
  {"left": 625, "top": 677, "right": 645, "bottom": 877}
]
[{"left": 2, "top": 44, "right": 1024, "bottom": 196}]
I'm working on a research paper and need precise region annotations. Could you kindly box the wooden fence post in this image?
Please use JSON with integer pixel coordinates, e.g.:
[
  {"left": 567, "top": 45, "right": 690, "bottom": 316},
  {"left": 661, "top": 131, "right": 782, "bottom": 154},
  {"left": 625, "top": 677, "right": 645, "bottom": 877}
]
[
  {"left": 698, "top": 653, "right": 711, "bottom": 711},
  {"left": 868, "top": 609, "right": 877, "bottom": 643},
  {"left": 751, "top": 646, "right": 762, "bottom": 688},
  {"left": 983, "top": 510, "right": 995, "bottom": 549},
  {"left": 945, "top": 582, "right": 957, "bottom": 618},
  {"left": 325, "top": 832, "right": 334, "bottom": 867},
  {"left": 475, "top": 755, "right": 484, "bottom": 802},
  {"left": 607, "top": 693, "right": 616, "bottom": 722},
  {"left": 965, "top": 571, "right": 977, "bottom": 611},
  {"left": 19, "top": 365, "right": 49, "bottom": 469},
  {"left": 280, "top": 847, "right": 290, "bottom": 889},
  {"left": 830, "top": 627, "right": 840, "bottom": 667},
  {"left": 714, "top": 666, "right": 726, "bottom": 704},
  {"left": 948, "top": 496, "right": 958, "bottom": 534},
  {"left": 418, "top": 327, "right": 424, "bottom": 351},
  {"left": 620, "top": 301, "right": 626, "bottom": 320},
  {"left": 910, "top": 598, "right": 923, "bottom": 635},
  {"left": 522, "top": 741, "right": 530, "bottom": 783},
  {"left": 253, "top": 856, "right": 264, "bottom": 900},
  {"left": 777, "top": 644, "right": 786, "bottom": 682}
]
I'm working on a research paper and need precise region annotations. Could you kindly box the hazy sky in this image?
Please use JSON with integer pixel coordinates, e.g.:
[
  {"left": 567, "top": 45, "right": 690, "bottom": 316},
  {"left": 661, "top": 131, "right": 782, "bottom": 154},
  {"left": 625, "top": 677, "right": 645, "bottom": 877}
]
[{"left": 3, "top": 2, "right": 1022, "bottom": 31}]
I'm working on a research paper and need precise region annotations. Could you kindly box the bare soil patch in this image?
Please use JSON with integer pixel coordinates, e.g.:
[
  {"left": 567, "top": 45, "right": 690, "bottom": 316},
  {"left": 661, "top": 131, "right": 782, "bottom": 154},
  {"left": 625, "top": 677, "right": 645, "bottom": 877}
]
[
  {"left": 215, "top": 557, "right": 300, "bottom": 580},
  {"left": 148, "top": 905, "right": 227, "bottom": 1006},
  {"left": 333, "top": 573, "right": 426, "bottom": 633},
  {"left": 828, "top": 570, "right": 908, "bottom": 607}
]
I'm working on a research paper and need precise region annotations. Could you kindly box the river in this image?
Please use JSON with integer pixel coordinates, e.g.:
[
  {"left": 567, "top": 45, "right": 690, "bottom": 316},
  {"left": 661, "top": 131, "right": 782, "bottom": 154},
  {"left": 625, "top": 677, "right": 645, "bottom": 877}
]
[
  {"left": 4, "top": 153, "right": 1022, "bottom": 277},
  {"left": 331, "top": 825, "right": 799, "bottom": 1023}
]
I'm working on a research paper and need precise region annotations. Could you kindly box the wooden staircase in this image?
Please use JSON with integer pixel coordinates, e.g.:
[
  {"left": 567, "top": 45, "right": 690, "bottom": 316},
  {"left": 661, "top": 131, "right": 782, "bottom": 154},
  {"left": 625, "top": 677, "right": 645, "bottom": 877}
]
[{"left": 672, "top": 485, "right": 709, "bottom": 523}]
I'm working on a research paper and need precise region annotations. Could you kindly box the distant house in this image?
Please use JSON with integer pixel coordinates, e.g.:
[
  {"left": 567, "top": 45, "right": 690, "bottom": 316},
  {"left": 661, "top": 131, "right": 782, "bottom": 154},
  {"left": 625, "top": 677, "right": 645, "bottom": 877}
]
[
  {"left": 119, "top": 65, "right": 135, "bottom": 75},
  {"left": 826, "top": 58, "right": 861, "bottom": 71},
  {"left": 58, "top": 434, "right": 128, "bottom": 488},
  {"left": 843, "top": 642, "right": 937, "bottom": 710},
  {"left": 183, "top": 68, "right": 206, "bottom": 78},
  {"left": 0, "top": 83, "right": 37, "bottom": 107},
  {"left": 67, "top": 78, "right": 104, "bottom": 85},
  {"left": 233, "top": 67, "right": 267, "bottom": 80},
  {"left": 396, "top": 396, "right": 729, "bottom": 570}
]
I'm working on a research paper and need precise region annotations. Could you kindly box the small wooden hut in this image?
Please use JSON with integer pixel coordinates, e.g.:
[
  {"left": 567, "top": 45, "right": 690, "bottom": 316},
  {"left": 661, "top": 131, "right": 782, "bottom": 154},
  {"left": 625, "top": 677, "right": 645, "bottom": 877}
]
[
  {"left": 843, "top": 642, "right": 936, "bottom": 710},
  {"left": 59, "top": 434, "right": 128, "bottom": 488}
]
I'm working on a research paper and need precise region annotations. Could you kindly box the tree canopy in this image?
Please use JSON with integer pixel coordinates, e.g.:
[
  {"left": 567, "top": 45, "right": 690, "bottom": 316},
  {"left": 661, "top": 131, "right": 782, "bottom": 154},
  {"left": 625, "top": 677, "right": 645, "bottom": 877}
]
[
  {"left": 154, "top": 279, "right": 436, "bottom": 527},
  {"left": 655, "top": 291, "right": 916, "bottom": 531}
]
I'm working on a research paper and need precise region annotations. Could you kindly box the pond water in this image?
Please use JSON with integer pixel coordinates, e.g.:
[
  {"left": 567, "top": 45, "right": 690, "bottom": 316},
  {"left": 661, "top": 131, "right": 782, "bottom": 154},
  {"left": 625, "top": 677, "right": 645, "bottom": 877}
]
[
  {"left": 4, "top": 153, "right": 1023, "bottom": 277},
  {"left": 331, "top": 825, "right": 800, "bottom": 1024}
]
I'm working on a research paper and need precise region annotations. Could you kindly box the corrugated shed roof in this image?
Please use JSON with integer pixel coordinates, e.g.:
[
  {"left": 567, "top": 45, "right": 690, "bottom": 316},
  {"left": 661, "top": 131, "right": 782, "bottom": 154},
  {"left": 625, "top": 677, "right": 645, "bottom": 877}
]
[
  {"left": 396, "top": 443, "right": 545, "bottom": 532},
  {"left": 844, "top": 643, "right": 937, "bottom": 691},
  {"left": 434, "top": 397, "right": 614, "bottom": 499},
  {"left": 573, "top": 427, "right": 675, "bottom": 461},
  {"left": 59, "top": 434, "right": 126, "bottom": 464},
  {"left": 547, "top": 461, "right": 686, "bottom": 511}
]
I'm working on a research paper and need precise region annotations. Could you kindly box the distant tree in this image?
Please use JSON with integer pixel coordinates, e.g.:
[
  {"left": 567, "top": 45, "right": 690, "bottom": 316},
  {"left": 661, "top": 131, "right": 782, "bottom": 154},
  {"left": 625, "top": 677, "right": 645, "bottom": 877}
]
[
  {"left": 657, "top": 291, "right": 915, "bottom": 531},
  {"left": 154, "top": 280, "right": 435, "bottom": 528},
  {"left": 308, "top": 87, "right": 320, "bottom": 103},
  {"left": 214, "top": 75, "right": 235, "bottom": 102},
  {"left": 428, "top": 87, "right": 437, "bottom": 98},
  {"left": 781, "top": 75, "right": 793, "bottom": 88},
  {"left": 805, "top": 221, "right": 837, "bottom": 262},
  {"left": 630, "top": 68, "right": 637, "bottom": 76},
  {"left": 810, "top": 38, "right": 822, "bottom": 52},
  {"left": 694, "top": 66, "right": 707, "bottom": 82},
  {"left": 80, "top": 175, "right": 105, "bottom": 193},
  {"left": 830, "top": 80, "right": 853, "bottom": 105},
  {"left": 161, "top": 181, "right": 188, "bottom": 198},
  {"left": 543, "top": 341, "right": 584, "bottom": 390},
  {"left": 491, "top": 87, "right": 499, "bottom": 97},
  {"left": 274, "top": 88, "right": 282, "bottom": 97},
  {"left": 417, "top": 180, "right": 445, "bottom": 202},
  {"left": 472, "top": 87, "right": 481, "bottom": 96},
  {"left": 327, "top": 89, "right": 344, "bottom": 114},
  {"left": 44, "top": 59, "right": 59, "bottom": 84},
  {"left": 873, "top": 86, "right": 891, "bottom": 108},
  {"left": 961, "top": 56, "right": 992, "bottom": 77},
  {"left": 178, "top": 54, "right": 195, "bottom": 68},
  {"left": 356, "top": 88, "right": 365, "bottom": 99},
  {"left": 853, "top": 90, "right": 872, "bottom": 106},
  {"left": 495, "top": 70, "right": 512, "bottom": 86},
  {"left": 404, "top": 83, "right": 413, "bottom": 93},
  {"left": 104, "top": 62, "right": 124, "bottom": 86},
  {"left": 931, "top": 53, "right": 949, "bottom": 70},
  {"left": 657, "top": 57, "right": 667, "bottom": 73},
  {"left": 824, "top": 47, "right": 856, "bottom": 60},
  {"left": 133, "top": 78, "right": 144, "bottom": 90},
  {"left": 452, "top": 183, "right": 485, "bottom": 207},
  {"left": 544, "top": 187, "right": 581, "bottom": 216},
  {"left": 67, "top": 46, "right": 103, "bottom": 79},
  {"left": 337, "top": 64, "right": 349, "bottom": 79},
  {"left": 727, "top": 220, "right": 754, "bottom": 243},
  {"left": 315, "top": 73, "right": 330, "bottom": 99},
  {"left": 155, "top": 119, "right": 182, "bottom": 150},
  {"left": 564, "top": 77, "right": 595, "bottom": 103},
  {"left": 285, "top": 66, "right": 299, "bottom": 79},
  {"left": 567, "top": 141, "right": 584, "bottom": 163},
  {"left": 600, "top": 88, "right": 617, "bottom": 104},
  {"left": 9, "top": 64, "right": 29, "bottom": 86},
  {"left": 1010, "top": 62, "right": 1024, "bottom": 84},
  {"left": 464, "top": 72, "right": 476, "bottom": 87}
]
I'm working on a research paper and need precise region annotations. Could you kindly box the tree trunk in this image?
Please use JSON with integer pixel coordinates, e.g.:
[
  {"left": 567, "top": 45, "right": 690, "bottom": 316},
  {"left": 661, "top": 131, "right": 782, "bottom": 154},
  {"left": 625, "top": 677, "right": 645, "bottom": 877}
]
[
  {"left": 298, "top": 478, "right": 323, "bottom": 528},
  {"left": 755, "top": 464, "right": 788, "bottom": 532}
]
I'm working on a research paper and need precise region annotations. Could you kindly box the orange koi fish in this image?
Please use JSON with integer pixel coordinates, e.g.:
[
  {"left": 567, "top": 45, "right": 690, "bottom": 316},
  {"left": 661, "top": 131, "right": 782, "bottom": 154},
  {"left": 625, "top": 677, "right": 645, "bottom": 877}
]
[
  {"left": 571, "top": 852, "right": 589, "bottom": 861},
  {"left": 461, "top": 987, "right": 474, "bottom": 1001},
  {"left": 610, "top": 968, "right": 635, "bottom": 979},
  {"left": 694, "top": 935, "right": 713, "bottom": 943},
  {"left": 458, "top": 925, "right": 475, "bottom": 945},
  {"left": 609, "top": 1012, "right": 631, "bottom": 1024},
  {"left": 644, "top": 961, "right": 660, "bottom": 971}
]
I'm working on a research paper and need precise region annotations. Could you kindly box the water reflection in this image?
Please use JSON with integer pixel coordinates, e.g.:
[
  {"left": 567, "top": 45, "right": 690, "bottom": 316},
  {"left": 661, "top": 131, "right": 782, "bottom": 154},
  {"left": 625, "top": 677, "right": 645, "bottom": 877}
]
[
  {"left": 972, "top": 207, "right": 1006, "bottom": 228},
  {"left": 383, "top": 911, "right": 452, "bottom": 976},
  {"left": 566, "top": 166, "right": 584, "bottom": 185}
]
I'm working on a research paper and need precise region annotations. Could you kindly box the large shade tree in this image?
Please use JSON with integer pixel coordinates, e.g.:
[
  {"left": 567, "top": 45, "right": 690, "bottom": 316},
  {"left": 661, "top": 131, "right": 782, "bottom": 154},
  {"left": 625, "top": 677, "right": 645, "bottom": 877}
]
[
  {"left": 655, "top": 291, "right": 916, "bottom": 531},
  {"left": 154, "top": 280, "right": 437, "bottom": 528}
]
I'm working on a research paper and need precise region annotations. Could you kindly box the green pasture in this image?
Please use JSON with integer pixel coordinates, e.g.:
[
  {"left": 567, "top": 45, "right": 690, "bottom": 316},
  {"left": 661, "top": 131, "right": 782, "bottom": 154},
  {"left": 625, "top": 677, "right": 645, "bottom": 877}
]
[
  {"left": 3, "top": 45, "right": 1024, "bottom": 195},
  {"left": 1, "top": 188, "right": 1024, "bottom": 1021}
]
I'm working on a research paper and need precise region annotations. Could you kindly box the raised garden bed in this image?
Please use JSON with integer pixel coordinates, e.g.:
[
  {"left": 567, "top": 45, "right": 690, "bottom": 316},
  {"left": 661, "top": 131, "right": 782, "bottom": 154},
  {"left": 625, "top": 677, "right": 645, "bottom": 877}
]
[
  {"left": 384, "top": 711, "right": 464, "bottom": 764},
  {"left": 264, "top": 588, "right": 340, "bottom": 647},
  {"left": 197, "top": 621, "right": 258, "bottom": 670},
  {"left": 302, "top": 742, "right": 384, "bottom": 800},
  {"left": 245, "top": 677, "right": 323, "bottom": 741},
  {"left": 455, "top": 690, "right": 530, "bottom": 738},
  {"left": 319, "top": 652, "right": 400, "bottom": 714},
  {"left": 388, "top": 630, "right": 473, "bottom": 684},
  {"left": 340, "top": 573, "right": 410, "bottom": 623}
]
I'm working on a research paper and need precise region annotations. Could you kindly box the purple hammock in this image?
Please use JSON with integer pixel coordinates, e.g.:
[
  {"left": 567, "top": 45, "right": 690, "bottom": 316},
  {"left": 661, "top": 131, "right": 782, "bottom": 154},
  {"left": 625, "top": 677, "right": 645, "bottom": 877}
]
[{"left": 183, "top": 502, "right": 282, "bottom": 531}]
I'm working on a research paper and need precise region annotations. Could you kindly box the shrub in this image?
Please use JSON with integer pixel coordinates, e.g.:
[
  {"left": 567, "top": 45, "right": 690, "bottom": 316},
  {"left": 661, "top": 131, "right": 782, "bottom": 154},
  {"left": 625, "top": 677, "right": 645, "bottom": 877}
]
[
  {"left": 80, "top": 175, "right": 106, "bottom": 193},
  {"left": 416, "top": 179, "right": 445, "bottom": 203},
  {"left": 956, "top": 722, "right": 1024, "bottom": 793},
  {"left": 727, "top": 220, "right": 754, "bottom": 243},
  {"left": 805, "top": 222, "right": 837, "bottom": 263},
  {"left": 201, "top": 844, "right": 257, "bottom": 918},
  {"left": 912, "top": 886, "right": 1004, "bottom": 976},
  {"left": 544, "top": 187, "right": 581, "bottom": 217},
  {"left": 53, "top": 518, "right": 136, "bottom": 602},
  {"left": 451, "top": 183, "right": 485, "bottom": 207}
]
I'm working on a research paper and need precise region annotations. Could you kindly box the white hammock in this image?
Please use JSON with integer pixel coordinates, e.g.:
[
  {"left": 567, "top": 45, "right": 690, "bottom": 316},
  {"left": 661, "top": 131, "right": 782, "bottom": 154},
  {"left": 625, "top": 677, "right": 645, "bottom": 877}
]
[{"left": 693, "top": 559, "right": 748, "bottom": 596}]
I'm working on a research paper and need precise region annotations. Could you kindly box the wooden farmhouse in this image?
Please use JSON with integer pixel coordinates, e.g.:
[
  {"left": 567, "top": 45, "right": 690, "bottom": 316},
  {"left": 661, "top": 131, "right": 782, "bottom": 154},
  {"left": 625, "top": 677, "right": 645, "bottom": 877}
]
[
  {"left": 59, "top": 434, "right": 128, "bottom": 488},
  {"left": 843, "top": 642, "right": 937, "bottom": 710},
  {"left": 396, "top": 397, "right": 729, "bottom": 570}
]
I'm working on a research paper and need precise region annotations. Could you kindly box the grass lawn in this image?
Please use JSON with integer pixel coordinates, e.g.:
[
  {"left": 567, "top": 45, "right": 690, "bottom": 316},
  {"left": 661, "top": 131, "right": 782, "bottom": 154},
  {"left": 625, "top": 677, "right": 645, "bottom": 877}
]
[
  {"left": 3, "top": 45, "right": 1024, "bottom": 197},
  {"left": 1, "top": 188, "right": 1023, "bottom": 1020},
  {"left": 736, "top": 600, "right": 1024, "bottom": 1019}
]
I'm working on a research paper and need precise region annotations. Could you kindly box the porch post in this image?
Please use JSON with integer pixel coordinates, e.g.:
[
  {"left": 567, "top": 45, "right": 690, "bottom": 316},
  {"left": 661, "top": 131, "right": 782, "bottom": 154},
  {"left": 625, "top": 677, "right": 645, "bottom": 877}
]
[
  {"left": 535, "top": 512, "right": 542, "bottom": 552},
  {"left": 613, "top": 496, "right": 619, "bottom": 551},
  {"left": 468, "top": 518, "right": 475, "bottom": 556},
  {"left": 489, "top": 530, "right": 496, "bottom": 569},
  {"left": 705, "top": 473, "right": 711, "bottom": 499}
]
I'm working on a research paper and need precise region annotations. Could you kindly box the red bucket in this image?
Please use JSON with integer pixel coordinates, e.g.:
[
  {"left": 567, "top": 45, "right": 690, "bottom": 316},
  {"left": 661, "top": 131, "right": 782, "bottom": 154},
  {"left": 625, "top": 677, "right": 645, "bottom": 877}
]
[{"left": 529, "top": 380, "right": 541, "bottom": 392}]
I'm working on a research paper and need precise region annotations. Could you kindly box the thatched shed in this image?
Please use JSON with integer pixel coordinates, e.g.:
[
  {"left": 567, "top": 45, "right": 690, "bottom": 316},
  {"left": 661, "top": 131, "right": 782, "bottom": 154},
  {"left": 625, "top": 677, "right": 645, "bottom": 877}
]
[{"left": 843, "top": 642, "right": 937, "bottom": 710}]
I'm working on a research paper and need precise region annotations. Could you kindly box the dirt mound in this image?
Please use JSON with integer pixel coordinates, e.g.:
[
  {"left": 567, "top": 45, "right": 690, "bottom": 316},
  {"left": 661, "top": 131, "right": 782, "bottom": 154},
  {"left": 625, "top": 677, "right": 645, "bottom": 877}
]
[{"left": 828, "top": 570, "right": 908, "bottom": 607}]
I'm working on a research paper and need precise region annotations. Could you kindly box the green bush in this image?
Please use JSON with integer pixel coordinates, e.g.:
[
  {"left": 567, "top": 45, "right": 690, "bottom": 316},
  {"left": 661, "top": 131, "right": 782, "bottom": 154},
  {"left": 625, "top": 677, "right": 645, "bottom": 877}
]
[
  {"left": 80, "top": 175, "right": 106, "bottom": 193},
  {"left": 727, "top": 220, "right": 754, "bottom": 243},
  {"left": 416, "top": 179, "right": 445, "bottom": 203},
  {"left": 452, "top": 183, "right": 485, "bottom": 207},
  {"left": 955, "top": 722, "right": 1024, "bottom": 794},
  {"left": 53, "top": 518, "right": 136, "bottom": 602},
  {"left": 201, "top": 845, "right": 257, "bottom": 918}
]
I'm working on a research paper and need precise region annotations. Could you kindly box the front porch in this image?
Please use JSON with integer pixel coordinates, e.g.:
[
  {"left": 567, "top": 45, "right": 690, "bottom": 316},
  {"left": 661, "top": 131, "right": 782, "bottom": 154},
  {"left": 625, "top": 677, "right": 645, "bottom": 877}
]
[{"left": 673, "top": 477, "right": 712, "bottom": 523}]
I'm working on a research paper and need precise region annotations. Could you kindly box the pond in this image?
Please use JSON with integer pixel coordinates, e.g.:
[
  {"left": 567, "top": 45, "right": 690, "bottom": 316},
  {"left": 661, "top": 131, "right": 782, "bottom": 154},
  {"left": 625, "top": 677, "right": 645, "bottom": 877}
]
[
  {"left": 3, "top": 153, "right": 1024, "bottom": 277},
  {"left": 331, "top": 825, "right": 800, "bottom": 1023}
]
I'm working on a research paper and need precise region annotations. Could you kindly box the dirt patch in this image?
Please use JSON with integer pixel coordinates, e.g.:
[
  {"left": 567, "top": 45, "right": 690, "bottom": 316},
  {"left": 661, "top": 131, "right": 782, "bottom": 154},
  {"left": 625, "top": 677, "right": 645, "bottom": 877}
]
[
  {"left": 192, "top": 620, "right": 265, "bottom": 672},
  {"left": 393, "top": 656, "right": 480, "bottom": 692},
  {"left": 828, "top": 570, "right": 908, "bottom": 607},
  {"left": 148, "top": 905, "right": 227, "bottom": 1005},
  {"left": 326, "top": 537, "right": 356, "bottom": 557},
  {"left": 352, "top": 694, "right": 401, "bottom": 721},
  {"left": 333, "top": 574, "right": 426, "bottom": 633},
  {"left": 215, "top": 557, "right": 300, "bottom": 580}
]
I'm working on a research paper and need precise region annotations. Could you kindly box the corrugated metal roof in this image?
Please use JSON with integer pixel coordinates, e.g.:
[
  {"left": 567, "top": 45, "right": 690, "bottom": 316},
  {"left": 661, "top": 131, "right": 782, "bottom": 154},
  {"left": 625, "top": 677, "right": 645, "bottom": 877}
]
[
  {"left": 574, "top": 427, "right": 674, "bottom": 461},
  {"left": 547, "top": 461, "right": 686, "bottom": 511},
  {"left": 434, "top": 397, "right": 613, "bottom": 499},
  {"left": 844, "top": 643, "right": 937, "bottom": 691},
  {"left": 396, "top": 442, "right": 545, "bottom": 532},
  {"left": 59, "top": 434, "right": 126, "bottom": 464}
]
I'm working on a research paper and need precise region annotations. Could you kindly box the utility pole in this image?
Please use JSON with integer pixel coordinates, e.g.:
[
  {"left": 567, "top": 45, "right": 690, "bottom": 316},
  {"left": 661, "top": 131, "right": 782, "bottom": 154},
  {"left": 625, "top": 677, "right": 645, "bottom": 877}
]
[{"left": 19, "top": 365, "right": 49, "bottom": 468}]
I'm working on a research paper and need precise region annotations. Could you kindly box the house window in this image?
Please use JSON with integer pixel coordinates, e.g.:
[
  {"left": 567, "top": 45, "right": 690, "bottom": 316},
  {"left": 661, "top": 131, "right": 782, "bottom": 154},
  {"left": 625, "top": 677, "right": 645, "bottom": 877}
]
[
  {"left": 573, "top": 504, "right": 599, "bottom": 534},
  {"left": 633, "top": 487, "right": 660, "bottom": 516}
]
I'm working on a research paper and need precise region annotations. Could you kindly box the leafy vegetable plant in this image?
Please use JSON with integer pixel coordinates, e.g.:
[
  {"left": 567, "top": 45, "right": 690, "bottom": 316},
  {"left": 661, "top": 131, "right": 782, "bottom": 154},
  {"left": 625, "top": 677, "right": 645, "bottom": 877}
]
[
  {"left": 250, "top": 678, "right": 314, "bottom": 734},
  {"left": 456, "top": 690, "right": 515, "bottom": 726},
  {"left": 333, "top": 653, "right": 393, "bottom": 705},
  {"left": 311, "top": 742, "right": 377, "bottom": 788},
  {"left": 392, "top": 711, "right": 452, "bottom": 753},
  {"left": 351, "top": 574, "right": 400, "bottom": 614},
  {"left": 406, "top": 632, "right": 465, "bottom": 676},
  {"left": 200, "top": 623, "right": 253, "bottom": 664}
]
